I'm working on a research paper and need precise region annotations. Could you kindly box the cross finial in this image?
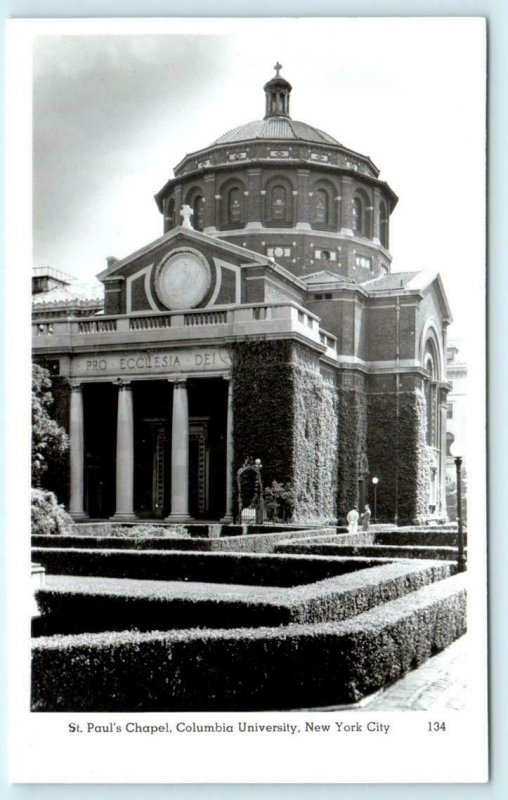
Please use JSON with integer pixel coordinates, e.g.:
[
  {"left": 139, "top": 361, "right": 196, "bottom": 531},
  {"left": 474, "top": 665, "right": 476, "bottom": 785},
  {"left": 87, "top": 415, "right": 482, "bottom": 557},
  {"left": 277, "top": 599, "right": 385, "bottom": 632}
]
[
  {"left": 180, "top": 204, "right": 194, "bottom": 229},
  {"left": 274, "top": 61, "right": 282, "bottom": 77}
]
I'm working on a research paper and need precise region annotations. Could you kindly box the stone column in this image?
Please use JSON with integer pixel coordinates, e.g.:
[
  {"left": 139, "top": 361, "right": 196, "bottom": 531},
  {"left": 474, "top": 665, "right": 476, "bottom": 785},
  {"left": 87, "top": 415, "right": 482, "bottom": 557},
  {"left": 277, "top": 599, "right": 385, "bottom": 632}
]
[
  {"left": 296, "top": 169, "right": 311, "bottom": 229},
  {"left": 341, "top": 176, "right": 354, "bottom": 235},
  {"left": 167, "top": 380, "right": 192, "bottom": 522},
  {"left": 111, "top": 381, "right": 136, "bottom": 521},
  {"left": 69, "top": 382, "right": 88, "bottom": 520},
  {"left": 220, "top": 378, "right": 234, "bottom": 523}
]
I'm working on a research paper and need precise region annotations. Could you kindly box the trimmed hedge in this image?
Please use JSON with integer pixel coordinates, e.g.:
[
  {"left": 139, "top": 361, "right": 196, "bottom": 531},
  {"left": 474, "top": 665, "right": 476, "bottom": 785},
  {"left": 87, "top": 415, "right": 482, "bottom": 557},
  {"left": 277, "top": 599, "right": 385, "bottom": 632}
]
[
  {"left": 374, "top": 531, "right": 465, "bottom": 547},
  {"left": 32, "top": 560, "right": 451, "bottom": 637},
  {"left": 275, "top": 542, "right": 460, "bottom": 562},
  {"left": 30, "top": 548, "right": 378, "bottom": 586},
  {"left": 31, "top": 573, "right": 467, "bottom": 711},
  {"left": 31, "top": 528, "right": 332, "bottom": 554}
]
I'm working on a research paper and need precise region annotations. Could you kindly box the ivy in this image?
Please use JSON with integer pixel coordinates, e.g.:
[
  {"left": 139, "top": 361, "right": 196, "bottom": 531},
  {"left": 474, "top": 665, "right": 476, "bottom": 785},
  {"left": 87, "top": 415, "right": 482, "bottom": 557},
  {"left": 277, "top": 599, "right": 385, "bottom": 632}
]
[
  {"left": 367, "top": 391, "right": 430, "bottom": 523},
  {"left": 232, "top": 340, "right": 338, "bottom": 524}
]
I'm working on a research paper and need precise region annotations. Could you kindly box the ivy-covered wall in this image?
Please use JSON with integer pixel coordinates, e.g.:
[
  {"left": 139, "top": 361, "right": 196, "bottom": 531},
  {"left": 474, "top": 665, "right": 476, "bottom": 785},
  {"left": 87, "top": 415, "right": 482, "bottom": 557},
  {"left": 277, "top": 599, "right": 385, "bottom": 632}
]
[
  {"left": 231, "top": 339, "right": 338, "bottom": 523},
  {"left": 292, "top": 361, "right": 338, "bottom": 523},
  {"left": 367, "top": 391, "right": 430, "bottom": 523},
  {"left": 337, "top": 387, "right": 368, "bottom": 520}
]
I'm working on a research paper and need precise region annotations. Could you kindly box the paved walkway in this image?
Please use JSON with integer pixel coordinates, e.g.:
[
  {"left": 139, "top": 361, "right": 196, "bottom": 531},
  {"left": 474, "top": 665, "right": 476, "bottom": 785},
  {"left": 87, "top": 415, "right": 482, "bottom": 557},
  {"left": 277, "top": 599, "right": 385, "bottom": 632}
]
[
  {"left": 335, "top": 634, "right": 469, "bottom": 712},
  {"left": 361, "top": 634, "right": 468, "bottom": 711}
]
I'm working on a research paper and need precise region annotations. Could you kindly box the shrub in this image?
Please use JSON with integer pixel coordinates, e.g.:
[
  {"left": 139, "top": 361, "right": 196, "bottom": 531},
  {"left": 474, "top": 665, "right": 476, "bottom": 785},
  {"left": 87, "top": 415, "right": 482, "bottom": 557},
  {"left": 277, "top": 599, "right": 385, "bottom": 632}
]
[
  {"left": 30, "top": 548, "right": 377, "bottom": 586},
  {"left": 32, "top": 560, "right": 451, "bottom": 638},
  {"left": 109, "top": 524, "right": 189, "bottom": 539},
  {"left": 263, "top": 481, "right": 296, "bottom": 522},
  {"left": 31, "top": 573, "right": 467, "bottom": 711},
  {"left": 31, "top": 489, "right": 73, "bottom": 536}
]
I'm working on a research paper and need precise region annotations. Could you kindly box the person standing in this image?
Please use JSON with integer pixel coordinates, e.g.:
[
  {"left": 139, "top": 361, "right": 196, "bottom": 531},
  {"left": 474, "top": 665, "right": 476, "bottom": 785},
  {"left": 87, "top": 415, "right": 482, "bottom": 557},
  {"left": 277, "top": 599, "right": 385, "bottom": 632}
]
[
  {"left": 347, "top": 506, "right": 359, "bottom": 535},
  {"left": 361, "top": 504, "right": 371, "bottom": 531}
]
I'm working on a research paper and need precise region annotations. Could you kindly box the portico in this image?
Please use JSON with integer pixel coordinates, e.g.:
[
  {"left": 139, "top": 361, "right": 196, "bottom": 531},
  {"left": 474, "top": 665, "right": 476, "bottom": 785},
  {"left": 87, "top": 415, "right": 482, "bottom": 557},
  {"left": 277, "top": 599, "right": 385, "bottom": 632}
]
[
  {"left": 70, "top": 375, "right": 232, "bottom": 522},
  {"left": 65, "top": 345, "right": 233, "bottom": 522}
]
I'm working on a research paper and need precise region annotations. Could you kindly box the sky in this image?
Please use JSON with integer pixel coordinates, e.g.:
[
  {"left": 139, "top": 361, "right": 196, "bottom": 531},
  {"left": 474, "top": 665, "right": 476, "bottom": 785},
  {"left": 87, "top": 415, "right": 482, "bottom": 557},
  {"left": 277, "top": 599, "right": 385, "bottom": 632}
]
[{"left": 32, "top": 18, "right": 486, "bottom": 341}]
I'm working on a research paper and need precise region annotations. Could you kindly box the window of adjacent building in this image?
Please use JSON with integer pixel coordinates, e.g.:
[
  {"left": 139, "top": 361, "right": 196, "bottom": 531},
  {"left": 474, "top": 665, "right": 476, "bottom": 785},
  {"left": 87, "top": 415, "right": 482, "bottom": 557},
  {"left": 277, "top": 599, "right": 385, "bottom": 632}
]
[
  {"left": 355, "top": 255, "right": 372, "bottom": 270},
  {"left": 447, "top": 403, "right": 454, "bottom": 419}
]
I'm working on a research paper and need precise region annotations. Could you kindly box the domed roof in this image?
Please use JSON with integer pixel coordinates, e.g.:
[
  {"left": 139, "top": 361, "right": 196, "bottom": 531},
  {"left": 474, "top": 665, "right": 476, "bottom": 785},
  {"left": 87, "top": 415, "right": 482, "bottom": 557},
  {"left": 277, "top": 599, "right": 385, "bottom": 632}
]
[
  {"left": 212, "top": 117, "right": 341, "bottom": 146},
  {"left": 212, "top": 64, "right": 341, "bottom": 148}
]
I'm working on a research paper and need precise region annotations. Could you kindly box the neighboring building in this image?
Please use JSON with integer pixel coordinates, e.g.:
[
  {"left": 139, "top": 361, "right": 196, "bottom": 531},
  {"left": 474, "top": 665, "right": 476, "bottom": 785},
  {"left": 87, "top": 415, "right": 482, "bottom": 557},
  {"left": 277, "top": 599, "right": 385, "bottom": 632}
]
[
  {"left": 445, "top": 341, "right": 468, "bottom": 519},
  {"left": 32, "top": 67, "right": 452, "bottom": 524}
]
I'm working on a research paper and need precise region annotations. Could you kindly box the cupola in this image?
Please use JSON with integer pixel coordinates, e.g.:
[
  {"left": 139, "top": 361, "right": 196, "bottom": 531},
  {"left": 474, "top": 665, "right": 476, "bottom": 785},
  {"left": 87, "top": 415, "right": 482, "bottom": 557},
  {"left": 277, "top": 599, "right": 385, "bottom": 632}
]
[{"left": 263, "top": 62, "right": 292, "bottom": 118}]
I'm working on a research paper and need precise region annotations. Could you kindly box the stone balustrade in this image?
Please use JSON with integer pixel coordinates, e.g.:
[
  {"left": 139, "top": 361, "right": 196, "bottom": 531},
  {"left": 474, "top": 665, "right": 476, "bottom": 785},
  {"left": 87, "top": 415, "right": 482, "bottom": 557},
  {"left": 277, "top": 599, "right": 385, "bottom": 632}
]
[{"left": 32, "top": 302, "right": 337, "bottom": 359}]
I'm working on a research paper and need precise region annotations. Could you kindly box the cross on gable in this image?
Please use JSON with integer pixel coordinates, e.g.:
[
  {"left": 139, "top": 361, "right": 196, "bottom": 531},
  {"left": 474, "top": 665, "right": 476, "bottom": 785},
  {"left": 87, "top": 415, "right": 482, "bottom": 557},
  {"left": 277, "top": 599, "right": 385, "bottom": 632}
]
[
  {"left": 180, "top": 204, "right": 194, "bottom": 229},
  {"left": 274, "top": 62, "right": 282, "bottom": 77}
]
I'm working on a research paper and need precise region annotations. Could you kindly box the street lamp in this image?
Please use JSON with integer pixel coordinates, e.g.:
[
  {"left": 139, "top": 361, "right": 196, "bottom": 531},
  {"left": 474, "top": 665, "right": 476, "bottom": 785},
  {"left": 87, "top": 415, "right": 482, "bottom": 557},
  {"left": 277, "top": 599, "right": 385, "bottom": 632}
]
[
  {"left": 449, "top": 441, "right": 466, "bottom": 573},
  {"left": 371, "top": 477, "right": 379, "bottom": 523}
]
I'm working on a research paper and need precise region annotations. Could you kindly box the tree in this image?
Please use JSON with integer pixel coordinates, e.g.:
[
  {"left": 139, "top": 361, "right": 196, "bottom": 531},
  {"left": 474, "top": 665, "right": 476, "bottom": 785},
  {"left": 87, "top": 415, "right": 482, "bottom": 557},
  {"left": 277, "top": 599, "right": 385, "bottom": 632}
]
[{"left": 32, "top": 363, "right": 69, "bottom": 487}]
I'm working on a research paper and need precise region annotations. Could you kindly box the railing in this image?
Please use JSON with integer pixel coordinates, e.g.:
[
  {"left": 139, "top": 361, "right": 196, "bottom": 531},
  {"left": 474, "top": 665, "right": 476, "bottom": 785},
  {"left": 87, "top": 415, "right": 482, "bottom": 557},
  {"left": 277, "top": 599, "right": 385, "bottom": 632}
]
[
  {"left": 184, "top": 310, "right": 228, "bottom": 326},
  {"left": 319, "top": 330, "right": 337, "bottom": 352},
  {"left": 32, "top": 302, "right": 337, "bottom": 360},
  {"left": 77, "top": 319, "right": 117, "bottom": 333},
  {"left": 36, "top": 322, "right": 54, "bottom": 335},
  {"left": 130, "top": 315, "right": 172, "bottom": 331}
]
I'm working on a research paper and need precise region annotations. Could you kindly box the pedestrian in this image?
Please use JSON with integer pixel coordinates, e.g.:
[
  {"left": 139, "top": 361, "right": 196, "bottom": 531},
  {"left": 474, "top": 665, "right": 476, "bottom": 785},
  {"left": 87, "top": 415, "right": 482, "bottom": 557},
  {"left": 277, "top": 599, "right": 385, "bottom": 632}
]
[
  {"left": 347, "top": 506, "right": 359, "bottom": 535},
  {"left": 361, "top": 503, "right": 371, "bottom": 531}
]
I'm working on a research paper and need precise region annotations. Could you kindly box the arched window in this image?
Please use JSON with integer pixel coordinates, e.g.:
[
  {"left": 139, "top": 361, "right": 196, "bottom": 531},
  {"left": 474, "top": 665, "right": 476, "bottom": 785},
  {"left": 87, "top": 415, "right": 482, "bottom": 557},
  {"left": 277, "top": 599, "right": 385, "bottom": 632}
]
[
  {"left": 380, "top": 201, "right": 389, "bottom": 249},
  {"left": 353, "top": 197, "right": 363, "bottom": 236},
  {"left": 192, "top": 195, "right": 205, "bottom": 231},
  {"left": 264, "top": 177, "right": 294, "bottom": 226},
  {"left": 424, "top": 346, "right": 438, "bottom": 448},
  {"left": 314, "top": 189, "right": 328, "bottom": 225},
  {"left": 227, "top": 187, "right": 242, "bottom": 224},
  {"left": 271, "top": 185, "right": 287, "bottom": 220},
  {"left": 165, "top": 199, "right": 175, "bottom": 231},
  {"left": 353, "top": 192, "right": 372, "bottom": 238}
]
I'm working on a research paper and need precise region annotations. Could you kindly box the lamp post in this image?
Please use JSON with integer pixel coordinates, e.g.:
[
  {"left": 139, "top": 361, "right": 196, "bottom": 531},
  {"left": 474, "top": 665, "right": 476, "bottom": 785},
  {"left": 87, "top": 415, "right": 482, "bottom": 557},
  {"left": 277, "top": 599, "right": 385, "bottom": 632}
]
[
  {"left": 371, "top": 477, "right": 379, "bottom": 523},
  {"left": 450, "top": 442, "right": 466, "bottom": 573}
]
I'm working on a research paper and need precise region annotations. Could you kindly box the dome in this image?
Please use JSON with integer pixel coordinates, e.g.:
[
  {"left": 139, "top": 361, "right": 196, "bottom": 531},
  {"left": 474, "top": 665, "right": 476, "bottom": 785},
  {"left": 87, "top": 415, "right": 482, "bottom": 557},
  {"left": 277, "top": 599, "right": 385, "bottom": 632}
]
[
  {"left": 212, "top": 63, "right": 341, "bottom": 146},
  {"left": 212, "top": 118, "right": 341, "bottom": 146}
]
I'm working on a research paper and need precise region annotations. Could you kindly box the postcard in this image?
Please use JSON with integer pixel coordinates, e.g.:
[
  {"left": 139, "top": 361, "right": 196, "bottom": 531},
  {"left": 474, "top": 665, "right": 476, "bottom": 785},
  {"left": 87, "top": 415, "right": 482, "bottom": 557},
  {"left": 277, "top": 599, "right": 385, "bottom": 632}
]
[{"left": 6, "top": 16, "right": 488, "bottom": 783}]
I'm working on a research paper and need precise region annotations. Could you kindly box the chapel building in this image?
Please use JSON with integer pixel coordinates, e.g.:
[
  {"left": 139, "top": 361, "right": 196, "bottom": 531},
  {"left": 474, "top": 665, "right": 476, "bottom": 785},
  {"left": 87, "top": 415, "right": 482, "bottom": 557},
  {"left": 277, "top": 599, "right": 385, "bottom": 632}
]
[{"left": 32, "top": 67, "right": 452, "bottom": 524}]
